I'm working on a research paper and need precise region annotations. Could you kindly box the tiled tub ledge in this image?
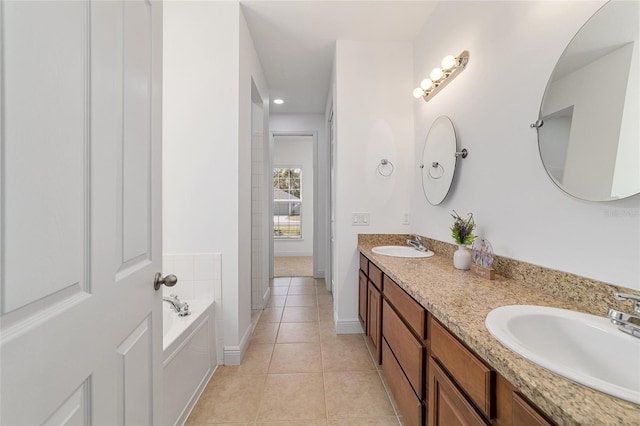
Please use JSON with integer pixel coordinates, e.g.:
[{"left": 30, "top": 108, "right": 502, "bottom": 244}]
[{"left": 358, "top": 233, "right": 640, "bottom": 425}]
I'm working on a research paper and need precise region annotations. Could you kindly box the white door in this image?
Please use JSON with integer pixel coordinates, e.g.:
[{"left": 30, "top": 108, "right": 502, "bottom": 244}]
[{"left": 1, "top": 1, "right": 163, "bottom": 424}]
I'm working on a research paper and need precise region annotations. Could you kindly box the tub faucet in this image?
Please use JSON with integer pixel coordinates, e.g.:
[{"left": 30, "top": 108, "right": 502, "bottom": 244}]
[
  {"left": 406, "top": 234, "right": 427, "bottom": 252},
  {"left": 608, "top": 293, "right": 640, "bottom": 338},
  {"left": 163, "top": 294, "right": 191, "bottom": 317}
]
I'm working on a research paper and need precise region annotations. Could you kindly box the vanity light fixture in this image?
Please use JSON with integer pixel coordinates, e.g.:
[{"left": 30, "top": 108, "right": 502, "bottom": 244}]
[{"left": 413, "top": 51, "right": 470, "bottom": 102}]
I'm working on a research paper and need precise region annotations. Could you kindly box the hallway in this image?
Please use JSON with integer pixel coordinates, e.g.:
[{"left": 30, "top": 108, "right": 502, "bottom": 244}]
[{"left": 186, "top": 277, "right": 402, "bottom": 425}]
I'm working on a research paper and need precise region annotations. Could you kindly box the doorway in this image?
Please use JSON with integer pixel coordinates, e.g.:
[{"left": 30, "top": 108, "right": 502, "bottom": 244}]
[{"left": 272, "top": 134, "right": 314, "bottom": 277}]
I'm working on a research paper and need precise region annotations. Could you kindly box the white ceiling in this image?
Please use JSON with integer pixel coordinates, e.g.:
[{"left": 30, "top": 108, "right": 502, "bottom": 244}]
[{"left": 241, "top": 1, "right": 438, "bottom": 113}]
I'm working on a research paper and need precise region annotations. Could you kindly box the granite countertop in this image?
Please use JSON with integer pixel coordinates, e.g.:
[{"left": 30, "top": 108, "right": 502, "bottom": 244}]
[{"left": 358, "top": 238, "right": 640, "bottom": 425}]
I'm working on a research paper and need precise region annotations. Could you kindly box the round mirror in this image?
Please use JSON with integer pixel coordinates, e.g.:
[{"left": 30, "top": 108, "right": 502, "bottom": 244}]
[
  {"left": 537, "top": 1, "right": 639, "bottom": 201},
  {"left": 421, "top": 116, "right": 458, "bottom": 205}
]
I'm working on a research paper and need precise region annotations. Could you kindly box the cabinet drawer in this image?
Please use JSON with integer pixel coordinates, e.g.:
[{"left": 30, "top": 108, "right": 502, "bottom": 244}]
[
  {"left": 359, "top": 253, "right": 369, "bottom": 274},
  {"left": 382, "top": 300, "right": 424, "bottom": 398},
  {"left": 383, "top": 275, "right": 426, "bottom": 339},
  {"left": 369, "top": 263, "right": 383, "bottom": 291},
  {"left": 430, "top": 318, "right": 493, "bottom": 419},
  {"left": 428, "top": 358, "right": 489, "bottom": 426},
  {"left": 382, "top": 340, "right": 423, "bottom": 426}
]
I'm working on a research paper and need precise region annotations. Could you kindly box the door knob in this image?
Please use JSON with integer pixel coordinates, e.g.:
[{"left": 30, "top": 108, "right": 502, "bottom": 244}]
[{"left": 154, "top": 273, "right": 178, "bottom": 291}]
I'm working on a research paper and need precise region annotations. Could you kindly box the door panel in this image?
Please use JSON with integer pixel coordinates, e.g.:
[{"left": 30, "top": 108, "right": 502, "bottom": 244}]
[
  {"left": 42, "top": 379, "right": 91, "bottom": 426},
  {"left": 3, "top": 0, "right": 89, "bottom": 314},
  {"left": 117, "top": 317, "right": 153, "bottom": 425},
  {"left": 121, "top": 0, "right": 152, "bottom": 265},
  {"left": 1, "top": 1, "right": 163, "bottom": 424}
]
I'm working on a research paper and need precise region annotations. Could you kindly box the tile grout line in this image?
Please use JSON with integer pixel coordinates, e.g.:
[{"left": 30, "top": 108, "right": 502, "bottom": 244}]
[{"left": 317, "top": 283, "right": 331, "bottom": 425}]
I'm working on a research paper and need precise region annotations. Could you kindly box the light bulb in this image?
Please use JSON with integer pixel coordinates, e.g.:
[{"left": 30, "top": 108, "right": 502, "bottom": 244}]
[
  {"left": 273, "top": 98, "right": 284, "bottom": 105},
  {"left": 420, "top": 79, "right": 433, "bottom": 91},
  {"left": 430, "top": 67, "right": 444, "bottom": 81},
  {"left": 413, "top": 88, "right": 425, "bottom": 99},
  {"left": 441, "top": 55, "right": 457, "bottom": 71}
]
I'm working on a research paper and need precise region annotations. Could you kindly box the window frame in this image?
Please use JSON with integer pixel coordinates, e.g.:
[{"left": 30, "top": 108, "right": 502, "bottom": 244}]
[{"left": 273, "top": 166, "right": 303, "bottom": 240}]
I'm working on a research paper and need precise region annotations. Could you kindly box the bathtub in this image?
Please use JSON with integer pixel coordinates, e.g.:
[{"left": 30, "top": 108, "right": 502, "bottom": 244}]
[{"left": 163, "top": 299, "right": 216, "bottom": 426}]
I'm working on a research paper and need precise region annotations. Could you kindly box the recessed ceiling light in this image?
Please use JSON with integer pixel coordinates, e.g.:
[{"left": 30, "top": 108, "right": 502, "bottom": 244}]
[{"left": 273, "top": 98, "right": 284, "bottom": 105}]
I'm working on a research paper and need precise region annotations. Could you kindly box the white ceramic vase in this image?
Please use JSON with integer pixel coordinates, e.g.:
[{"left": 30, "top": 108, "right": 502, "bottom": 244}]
[{"left": 453, "top": 244, "right": 471, "bottom": 270}]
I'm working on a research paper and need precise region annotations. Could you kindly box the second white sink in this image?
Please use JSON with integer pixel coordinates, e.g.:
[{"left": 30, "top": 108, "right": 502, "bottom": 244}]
[
  {"left": 486, "top": 305, "right": 640, "bottom": 404},
  {"left": 372, "top": 245, "right": 434, "bottom": 258}
]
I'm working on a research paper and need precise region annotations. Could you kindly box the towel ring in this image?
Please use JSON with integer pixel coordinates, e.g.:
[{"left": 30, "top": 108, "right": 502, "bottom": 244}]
[
  {"left": 378, "top": 159, "right": 394, "bottom": 177},
  {"left": 427, "top": 161, "right": 444, "bottom": 179}
]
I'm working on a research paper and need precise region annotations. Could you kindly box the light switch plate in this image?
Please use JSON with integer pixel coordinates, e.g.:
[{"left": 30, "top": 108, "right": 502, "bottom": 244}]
[{"left": 352, "top": 212, "right": 370, "bottom": 226}]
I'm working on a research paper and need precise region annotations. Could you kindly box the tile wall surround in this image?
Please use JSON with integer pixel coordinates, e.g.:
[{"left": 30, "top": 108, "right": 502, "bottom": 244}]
[
  {"left": 358, "top": 234, "right": 640, "bottom": 316},
  {"left": 163, "top": 253, "right": 224, "bottom": 363}
]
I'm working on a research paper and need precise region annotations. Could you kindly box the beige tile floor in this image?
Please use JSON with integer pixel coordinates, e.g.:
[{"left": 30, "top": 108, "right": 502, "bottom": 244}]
[{"left": 186, "top": 277, "right": 403, "bottom": 425}]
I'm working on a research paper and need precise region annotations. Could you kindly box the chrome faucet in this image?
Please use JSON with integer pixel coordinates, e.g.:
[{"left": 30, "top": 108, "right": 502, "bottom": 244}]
[
  {"left": 608, "top": 293, "right": 640, "bottom": 338},
  {"left": 406, "top": 234, "right": 427, "bottom": 252},
  {"left": 163, "top": 294, "right": 191, "bottom": 317}
]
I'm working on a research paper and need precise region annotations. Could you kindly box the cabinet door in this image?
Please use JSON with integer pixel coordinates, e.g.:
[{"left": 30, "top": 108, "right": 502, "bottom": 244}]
[
  {"left": 367, "top": 282, "right": 382, "bottom": 364},
  {"left": 359, "top": 270, "right": 368, "bottom": 331},
  {"left": 512, "top": 393, "right": 554, "bottom": 426},
  {"left": 428, "top": 358, "right": 489, "bottom": 426}
]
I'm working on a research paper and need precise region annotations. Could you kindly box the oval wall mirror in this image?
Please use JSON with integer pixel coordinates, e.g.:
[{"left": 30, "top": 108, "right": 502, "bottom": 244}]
[
  {"left": 537, "top": 1, "right": 639, "bottom": 201},
  {"left": 421, "top": 116, "right": 458, "bottom": 205}
]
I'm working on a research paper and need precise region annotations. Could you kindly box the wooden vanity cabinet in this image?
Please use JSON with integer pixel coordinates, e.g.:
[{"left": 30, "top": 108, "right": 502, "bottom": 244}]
[{"left": 358, "top": 253, "right": 554, "bottom": 426}]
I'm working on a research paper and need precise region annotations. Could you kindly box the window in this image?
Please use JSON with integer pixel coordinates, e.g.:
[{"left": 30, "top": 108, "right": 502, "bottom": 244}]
[{"left": 273, "top": 167, "right": 302, "bottom": 239}]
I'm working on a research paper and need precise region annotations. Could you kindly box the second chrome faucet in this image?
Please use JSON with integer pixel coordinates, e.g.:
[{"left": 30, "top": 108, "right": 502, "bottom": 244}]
[
  {"left": 608, "top": 293, "right": 640, "bottom": 338},
  {"left": 406, "top": 234, "right": 427, "bottom": 252}
]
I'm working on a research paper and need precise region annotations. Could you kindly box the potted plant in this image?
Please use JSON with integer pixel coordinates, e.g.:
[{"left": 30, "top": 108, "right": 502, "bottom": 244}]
[{"left": 450, "top": 210, "right": 477, "bottom": 270}]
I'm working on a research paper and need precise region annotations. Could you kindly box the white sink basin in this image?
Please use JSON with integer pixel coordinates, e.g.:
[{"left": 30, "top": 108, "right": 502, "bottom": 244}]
[
  {"left": 372, "top": 245, "right": 434, "bottom": 258},
  {"left": 486, "top": 305, "right": 640, "bottom": 404}
]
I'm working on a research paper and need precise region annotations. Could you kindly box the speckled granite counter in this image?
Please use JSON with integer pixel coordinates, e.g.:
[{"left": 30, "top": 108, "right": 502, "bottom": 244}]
[{"left": 359, "top": 234, "right": 640, "bottom": 426}]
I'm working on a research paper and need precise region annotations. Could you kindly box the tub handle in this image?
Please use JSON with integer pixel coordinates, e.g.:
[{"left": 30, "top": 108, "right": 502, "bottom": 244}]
[{"left": 154, "top": 273, "right": 178, "bottom": 291}]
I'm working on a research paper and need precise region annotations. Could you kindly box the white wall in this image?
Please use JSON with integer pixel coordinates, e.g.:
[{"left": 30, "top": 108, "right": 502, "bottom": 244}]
[
  {"left": 334, "top": 40, "right": 415, "bottom": 332},
  {"left": 411, "top": 1, "right": 640, "bottom": 291},
  {"left": 163, "top": 1, "right": 269, "bottom": 365},
  {"left": 273, "top": 135, "right": 314, "bottom": 256},
  {"left": 270, "top": 113, "right": 329, "bottom": 277}
]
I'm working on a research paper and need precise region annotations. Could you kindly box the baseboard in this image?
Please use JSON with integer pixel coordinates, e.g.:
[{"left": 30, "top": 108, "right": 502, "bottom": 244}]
[
  {"left": 223, "top": 323, "right": 252, "bottom": 365},
  {"left": 335, "top": 318, "right": 364, "bottom": 334},
  {"left": 251, "top": 286, "right": 271, "bottom": 310}
]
